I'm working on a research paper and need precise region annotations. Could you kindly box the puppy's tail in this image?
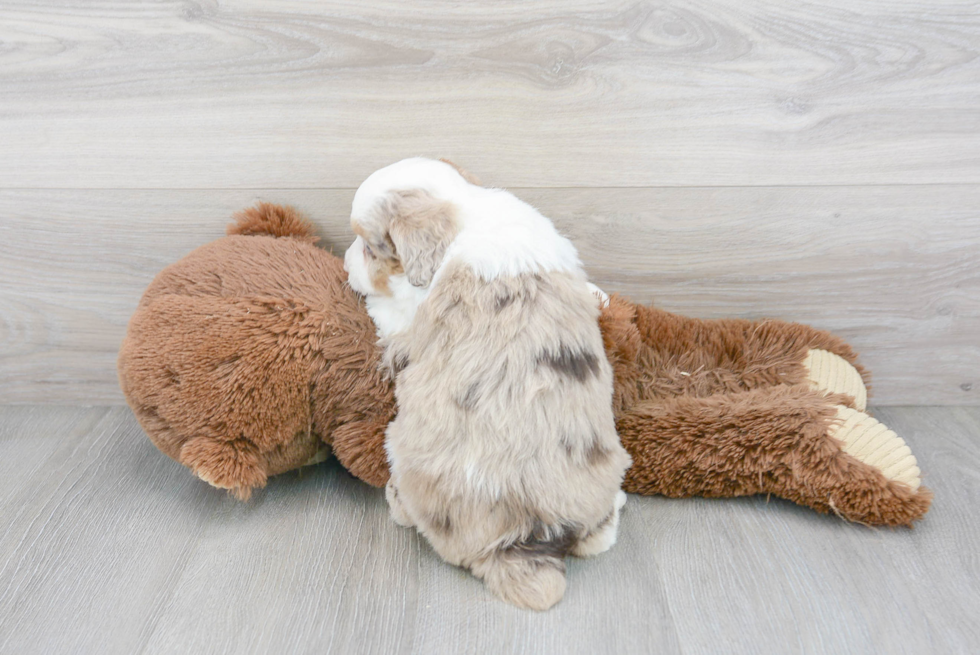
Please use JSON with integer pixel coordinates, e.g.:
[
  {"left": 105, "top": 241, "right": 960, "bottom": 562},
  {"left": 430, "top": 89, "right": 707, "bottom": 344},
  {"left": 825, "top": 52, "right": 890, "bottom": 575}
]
[
  {"left": 227, "top": 203, "right": 319, "bottom": 242},
  {"left": 474, "top": 533, "right": 573, "bottom": 611}
]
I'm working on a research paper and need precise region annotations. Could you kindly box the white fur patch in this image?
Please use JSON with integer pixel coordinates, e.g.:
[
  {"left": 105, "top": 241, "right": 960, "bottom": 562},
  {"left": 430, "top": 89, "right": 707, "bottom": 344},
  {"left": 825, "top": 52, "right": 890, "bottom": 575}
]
[
  {"left": 348, "top": 157, "right": 588, "bottom": 337},
  {"left": 434, "top": 187, "right": 582, "bottom": 286},
  {"left": 343, "top": 235, "right": 372, "bottom": 295},
  {"left": 365, "top": 277, "right": 431, "bottom": 337}
]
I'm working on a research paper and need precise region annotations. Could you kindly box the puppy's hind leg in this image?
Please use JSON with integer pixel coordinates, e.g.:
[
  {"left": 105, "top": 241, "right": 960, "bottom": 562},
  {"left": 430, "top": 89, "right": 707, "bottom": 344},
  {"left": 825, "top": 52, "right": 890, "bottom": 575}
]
[{"left": 572, "top": 490, "right": 627, "bottom": 558}]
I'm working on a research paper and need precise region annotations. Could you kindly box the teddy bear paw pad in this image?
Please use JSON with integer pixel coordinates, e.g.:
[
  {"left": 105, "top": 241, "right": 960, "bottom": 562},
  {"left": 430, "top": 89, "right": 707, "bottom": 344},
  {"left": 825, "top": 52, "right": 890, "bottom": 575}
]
[
  {"left": 830, "top": 406, "right": 921, "bottom": 490},
  {"left": 804, "top": 349, "right": 867, "bottom": 410}
]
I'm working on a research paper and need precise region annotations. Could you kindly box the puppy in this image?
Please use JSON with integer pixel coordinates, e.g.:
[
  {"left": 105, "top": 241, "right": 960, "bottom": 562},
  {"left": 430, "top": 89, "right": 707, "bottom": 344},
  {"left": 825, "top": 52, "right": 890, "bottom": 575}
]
[{"left": 344, "top": 158, "right": 630, "bottom": 610}]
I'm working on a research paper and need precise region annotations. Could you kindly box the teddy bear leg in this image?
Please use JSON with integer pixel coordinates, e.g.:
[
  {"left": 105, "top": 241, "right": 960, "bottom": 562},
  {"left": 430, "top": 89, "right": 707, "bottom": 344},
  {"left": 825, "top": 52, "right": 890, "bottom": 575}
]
[
  {"left": 828, "top": 406, "right": 921, "bottom": 490},
  {"left": 616, "top": 385, "right": 931, "bottom": 526},
  {"left": 812, "top": 404, "right": 930, "bottom": 525},
  {"left": 619, "top": 299, "right": 869, "bottom": 408},
  {"left": 572, "top": 490, "right": 627, "bottom": 557},
  {"left": 734, "top": 318, "right": 871, "bottom": 407},
  {"left": 802, "top": 349, "right": 867, "bottom": 410}
]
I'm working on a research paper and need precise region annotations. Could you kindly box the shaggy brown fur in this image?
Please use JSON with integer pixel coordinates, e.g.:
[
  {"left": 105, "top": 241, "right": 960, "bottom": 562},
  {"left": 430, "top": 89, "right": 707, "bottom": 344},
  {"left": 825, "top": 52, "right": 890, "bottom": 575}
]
[
  {"left": 600, "top": 295, "right": 932, "bottom": 526},
  {"left": 118, "top": 203, "right": 394, "bottom": 499},
  {"left": 119, "top": 203, "right": 931, "bottom": 526}
]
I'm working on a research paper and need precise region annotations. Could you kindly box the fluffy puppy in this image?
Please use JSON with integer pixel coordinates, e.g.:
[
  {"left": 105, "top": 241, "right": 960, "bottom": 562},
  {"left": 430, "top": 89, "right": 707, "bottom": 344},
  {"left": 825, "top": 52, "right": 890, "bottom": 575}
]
[{"left": 344, "top": 158, "right": 631, "bottom": 610}]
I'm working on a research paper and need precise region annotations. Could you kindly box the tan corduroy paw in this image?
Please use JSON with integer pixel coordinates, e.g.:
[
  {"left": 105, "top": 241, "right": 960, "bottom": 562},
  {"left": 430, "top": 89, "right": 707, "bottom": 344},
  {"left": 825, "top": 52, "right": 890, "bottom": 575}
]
[
  {"left": 804, "top": 349, "right": 867, "bottom": 410},
  {"left": 829, "top": 406, "right": 921, "bottom": 491}
]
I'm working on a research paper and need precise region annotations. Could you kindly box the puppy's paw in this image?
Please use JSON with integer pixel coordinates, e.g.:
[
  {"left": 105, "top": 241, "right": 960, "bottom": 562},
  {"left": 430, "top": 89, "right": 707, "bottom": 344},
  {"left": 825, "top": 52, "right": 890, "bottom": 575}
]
[
  {"left": 614, "top": 489, "right": 627, "bottom": 511},
  {"left": 385, "top": 480, "right": 414, "bottom": 527},
  {"left": 586, "top": 282, "right": 609, "bottom": 308},
  {"left": 573, "top": 491, "right": 626, "bottom": 558}
]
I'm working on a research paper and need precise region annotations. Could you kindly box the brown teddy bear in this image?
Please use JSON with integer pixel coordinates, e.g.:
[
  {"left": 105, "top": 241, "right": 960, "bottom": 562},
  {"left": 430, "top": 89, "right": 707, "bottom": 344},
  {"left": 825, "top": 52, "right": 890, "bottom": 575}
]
[{"left": 118, "top": 203, "right": 931, "bottom": 526}]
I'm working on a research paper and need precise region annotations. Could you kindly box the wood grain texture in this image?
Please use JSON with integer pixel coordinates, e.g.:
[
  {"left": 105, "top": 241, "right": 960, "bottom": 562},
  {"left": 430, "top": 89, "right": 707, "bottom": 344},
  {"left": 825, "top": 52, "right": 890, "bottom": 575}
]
[
  {"left": 2, "top": 187, "right": 977, "bottom": 405},
  {"left": 1, "top": 0, "right": 978, "bottom": 188},
  {"left": 0, "top": 405, "right": 977, "bottom": 654}
]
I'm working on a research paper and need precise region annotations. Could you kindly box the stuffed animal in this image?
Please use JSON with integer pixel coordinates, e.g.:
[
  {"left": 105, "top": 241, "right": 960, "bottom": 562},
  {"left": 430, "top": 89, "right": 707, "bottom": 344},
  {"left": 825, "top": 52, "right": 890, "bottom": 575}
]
[{"left": 118, "top": 203, "right": 931, "bottom": 526}]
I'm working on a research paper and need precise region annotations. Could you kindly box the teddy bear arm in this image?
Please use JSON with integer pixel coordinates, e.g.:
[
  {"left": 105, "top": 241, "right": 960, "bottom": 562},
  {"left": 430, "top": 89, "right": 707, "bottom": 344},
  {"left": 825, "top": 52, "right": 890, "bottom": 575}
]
[
  {"left": 329, "top": 417, "right": 393, "bottom": 488},
  {"left": 617, "top": 385, "right": 930, "bottom": 526}
]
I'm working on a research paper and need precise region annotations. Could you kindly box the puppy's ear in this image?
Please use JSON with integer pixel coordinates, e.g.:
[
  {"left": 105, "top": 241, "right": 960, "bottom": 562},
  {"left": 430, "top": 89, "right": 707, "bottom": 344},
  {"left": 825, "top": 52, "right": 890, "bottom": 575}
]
[
  {"left": 439, "top": 158, "right": 482, "bottom": 186},
  {"left": 385, "top": 189, "right": 459, "bottom": 287}
]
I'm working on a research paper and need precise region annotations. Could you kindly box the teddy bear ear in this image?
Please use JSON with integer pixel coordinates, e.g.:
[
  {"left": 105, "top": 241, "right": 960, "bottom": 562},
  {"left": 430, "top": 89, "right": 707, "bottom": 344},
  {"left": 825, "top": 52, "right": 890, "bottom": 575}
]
[{"left": 383, "top": 189, "right": 459, "bottom": 288}]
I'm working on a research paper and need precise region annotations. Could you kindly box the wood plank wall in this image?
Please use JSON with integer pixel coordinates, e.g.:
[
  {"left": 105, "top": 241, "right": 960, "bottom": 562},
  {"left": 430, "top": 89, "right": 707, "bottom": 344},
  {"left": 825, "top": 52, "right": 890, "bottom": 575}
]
[{"left": 1, "top": 1, "right": 978, "bottom": 405}]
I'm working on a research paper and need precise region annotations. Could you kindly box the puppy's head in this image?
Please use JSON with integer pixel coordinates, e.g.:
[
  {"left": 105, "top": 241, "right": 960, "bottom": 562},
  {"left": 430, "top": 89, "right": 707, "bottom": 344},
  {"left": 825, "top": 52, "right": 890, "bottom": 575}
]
[{"left": 345, "top": 158, "right": 475, "bottom": 295}]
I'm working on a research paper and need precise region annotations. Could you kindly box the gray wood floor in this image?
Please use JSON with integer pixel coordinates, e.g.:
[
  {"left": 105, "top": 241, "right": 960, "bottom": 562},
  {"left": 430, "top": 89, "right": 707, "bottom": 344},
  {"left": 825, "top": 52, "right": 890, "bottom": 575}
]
[{"left": 0, "top": 405, "right": 977, "bottom": 654}]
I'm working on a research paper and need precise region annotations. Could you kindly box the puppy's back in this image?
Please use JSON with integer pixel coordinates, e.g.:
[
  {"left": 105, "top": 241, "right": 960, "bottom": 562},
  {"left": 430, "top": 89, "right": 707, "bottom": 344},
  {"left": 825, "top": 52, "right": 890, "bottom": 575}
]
[{"left": 386, "top": 262, "right": 630, "bottom": 609}]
